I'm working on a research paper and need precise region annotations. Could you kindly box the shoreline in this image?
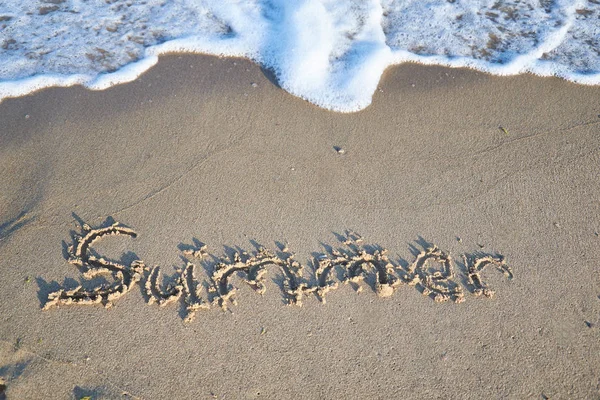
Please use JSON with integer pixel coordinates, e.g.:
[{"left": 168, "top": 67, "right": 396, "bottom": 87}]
[{"left": 3, "top": 47, "right": 600, "bottom": 113}]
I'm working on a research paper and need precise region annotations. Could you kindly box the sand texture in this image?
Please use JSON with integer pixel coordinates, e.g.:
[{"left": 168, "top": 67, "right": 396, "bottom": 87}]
[{"left": 1, "top": 55, "right": 600, "bottom": 399}]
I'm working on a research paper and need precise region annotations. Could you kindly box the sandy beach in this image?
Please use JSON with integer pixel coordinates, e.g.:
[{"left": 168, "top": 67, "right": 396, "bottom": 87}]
[{"left": 1, "top": 54, "right": 600, "bottom": 399}]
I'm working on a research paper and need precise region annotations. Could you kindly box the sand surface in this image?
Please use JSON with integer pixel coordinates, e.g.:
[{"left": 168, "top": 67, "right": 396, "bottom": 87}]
[{"left": 1, "top": 55, "right": 600, "bottom": 399}]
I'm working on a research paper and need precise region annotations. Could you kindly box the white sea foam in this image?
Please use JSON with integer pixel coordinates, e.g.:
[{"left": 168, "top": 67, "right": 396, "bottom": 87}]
[{"left": 0, "top": 0, "right": 598, "bottom": 112}]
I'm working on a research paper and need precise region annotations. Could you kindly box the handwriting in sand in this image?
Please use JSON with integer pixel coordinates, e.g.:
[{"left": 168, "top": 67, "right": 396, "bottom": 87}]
[{"left": 42, "top": 221, "right": 513, "bottom": 322}]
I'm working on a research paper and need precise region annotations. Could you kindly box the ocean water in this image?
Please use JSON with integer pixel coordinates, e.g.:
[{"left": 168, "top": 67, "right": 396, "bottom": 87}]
[{"left": 0, "top": 0, "right": 598, "bottom": 112}]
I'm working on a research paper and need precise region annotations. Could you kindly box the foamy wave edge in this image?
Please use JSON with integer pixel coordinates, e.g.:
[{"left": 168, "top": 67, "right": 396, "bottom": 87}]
[
  {"left": 1, "top": 0, "right": 599, "bottom": 113},
  {"left": 2, "top": 49, "right": 599, "bottom": 113}
]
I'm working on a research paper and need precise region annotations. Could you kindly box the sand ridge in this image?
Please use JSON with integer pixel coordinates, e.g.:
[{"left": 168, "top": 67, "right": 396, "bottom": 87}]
[
  {"left": 41, "top": 220, "right": 514, "bottom": 322},
  {"left": 42, "top": 223, "right": 144, "bottom": 310}
]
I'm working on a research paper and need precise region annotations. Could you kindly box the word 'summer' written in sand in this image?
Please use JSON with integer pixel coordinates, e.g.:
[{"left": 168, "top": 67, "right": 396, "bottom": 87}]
[{"left": 42, "top": 221, "right": 514, "bottom": 322}]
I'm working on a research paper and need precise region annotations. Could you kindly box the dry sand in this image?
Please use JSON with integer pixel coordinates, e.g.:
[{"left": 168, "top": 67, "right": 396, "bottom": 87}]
[{"left": 1, "top": 55, "right": 600, "bottom": 399}]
